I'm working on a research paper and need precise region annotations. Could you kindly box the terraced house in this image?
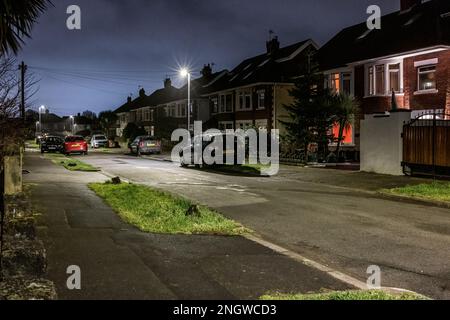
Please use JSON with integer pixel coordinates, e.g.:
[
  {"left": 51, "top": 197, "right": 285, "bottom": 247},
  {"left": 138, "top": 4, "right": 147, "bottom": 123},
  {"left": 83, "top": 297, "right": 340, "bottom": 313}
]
[
  {"left": 204, "top": 37, "right": 319, "bottom": 133},
  {"left": 318, "top": 0, "right": 450, "bottom": 153},
  {"left": 114, "top": 65, "right": 227, "bottom": 138}
]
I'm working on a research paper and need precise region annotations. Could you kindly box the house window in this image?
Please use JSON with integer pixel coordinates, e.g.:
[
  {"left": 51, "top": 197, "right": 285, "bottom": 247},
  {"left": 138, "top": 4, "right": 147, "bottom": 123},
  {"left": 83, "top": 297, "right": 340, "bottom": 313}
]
[
  {"left": 180, "top": 104, "right": 186, "bottom": 117},
  {"left": 219, "top": 95, "right": 226, "bottom": 113},
  {"left": 342, "top": 73, "right": 351, "bottom": 95},
  {"left": 143, "top": 109, "right": 150, "bottom": 121},
  {"left": 257, "top": 90, "right": 266, "bottom": 109},
  {"left": 368, "top": 66, "right": 375, "bottom": 95},
  {"left": 219, "top": 121, "right": 234, "bottom": 131},
  {"left": 418, "top": 65, "right": 437, "bottom": 91},
  {"left": 389, "top": 63, "right": 401, "bottom": 93},
  {"left": 150, "top": 110, "right": 154, "bottom": 121},
  {"left": 330, "top": 73, "right": 340, "bottom": 93},
  {"left": 211, "top": 98, "right": 218, "bottom": 113},
  {"left": 236, "top": 120, "right": 253, "bottom": 130},
  {"left": 375, "top": 65, "right": 385, "bottom": 95},
  {"left": 225, "top": 94, "right": 233, "bottom": 112}
]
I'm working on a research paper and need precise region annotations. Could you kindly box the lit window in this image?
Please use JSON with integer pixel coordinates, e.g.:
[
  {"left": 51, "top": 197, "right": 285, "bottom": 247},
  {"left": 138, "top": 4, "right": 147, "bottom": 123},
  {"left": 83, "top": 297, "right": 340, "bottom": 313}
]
[
  {"left": 389, "top": 64, "right": 401, "bottom": 93},
  {"left": 330, "top": 73, "right": 340, "bottom": 93},
  {"left": 368, "top": 66, "right": 374, "bottom": 95},
  {"left": 418, "top": 65, "right": 437, "bottom": 91}
]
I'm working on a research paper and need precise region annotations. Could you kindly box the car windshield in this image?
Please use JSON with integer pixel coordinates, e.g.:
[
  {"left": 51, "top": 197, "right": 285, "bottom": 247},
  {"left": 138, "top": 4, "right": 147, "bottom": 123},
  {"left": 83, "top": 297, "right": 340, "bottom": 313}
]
[
  {"left": 95, "top": 136, "right": 107, "bottom": 140},
  {"left": 65, "top": 136, "right": 84, "bottom": 142},
  {"left": 46, "top": 137, "right": 61, "bottom": 143}
]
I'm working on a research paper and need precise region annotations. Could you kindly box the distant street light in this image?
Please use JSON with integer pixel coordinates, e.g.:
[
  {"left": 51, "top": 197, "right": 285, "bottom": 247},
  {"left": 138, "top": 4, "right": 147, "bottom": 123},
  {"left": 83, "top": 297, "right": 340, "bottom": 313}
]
[
  {"left": 39, "top": 105, "right": 46, "bottom": 132},
  {"left": 180, "top": 68, "right": 191, "bottom": 131},
  {"left": 70, "top": 115, "right": 75, "bottom": 134}
]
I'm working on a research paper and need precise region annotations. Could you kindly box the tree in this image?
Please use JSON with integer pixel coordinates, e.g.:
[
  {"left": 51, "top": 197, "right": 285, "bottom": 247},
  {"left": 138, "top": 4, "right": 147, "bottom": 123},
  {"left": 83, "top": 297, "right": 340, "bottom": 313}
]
[
  {"left": 0, "top": 0, "right": 52, "bottom": 54},
  {"left": 332, "top": 93, "right": 360, "bottom": 161},
  {"left": 122, "top": 123, "right": 146, "bottom": 142},
  {"left": 82, "top": 110, "right": 97, "bottom": 120},
  {"left": 98, "top": 111, "right": 118, "bottom": 138},
  {"left": 280, "top": 51, "right": 335, "bottom": 162}
]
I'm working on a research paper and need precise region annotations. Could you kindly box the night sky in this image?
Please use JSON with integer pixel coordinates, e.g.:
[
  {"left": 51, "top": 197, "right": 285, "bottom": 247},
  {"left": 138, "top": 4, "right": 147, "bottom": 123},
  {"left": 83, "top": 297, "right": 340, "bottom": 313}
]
[{"left": 17, "top": 0, "right": 399, "bottom": 116}]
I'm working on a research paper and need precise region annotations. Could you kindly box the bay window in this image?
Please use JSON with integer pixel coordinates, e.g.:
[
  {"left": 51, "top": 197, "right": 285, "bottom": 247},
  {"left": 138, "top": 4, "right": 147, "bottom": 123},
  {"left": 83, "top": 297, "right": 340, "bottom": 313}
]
[
  {"left": 257, "top": 90, "right": 266, "bottom": 109},
  {"left": 389, "top": 63, "right": 401, "bottom": 93},
  {"left": 375, "top": 65, "right": 385, "bottom": 95}
]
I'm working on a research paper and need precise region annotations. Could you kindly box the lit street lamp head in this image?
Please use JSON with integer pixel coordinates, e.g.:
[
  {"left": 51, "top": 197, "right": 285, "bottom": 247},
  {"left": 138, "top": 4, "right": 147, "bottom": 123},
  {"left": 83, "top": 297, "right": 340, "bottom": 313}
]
[{"left": 180, "top": 68, "right": 189, "bottom": 78}]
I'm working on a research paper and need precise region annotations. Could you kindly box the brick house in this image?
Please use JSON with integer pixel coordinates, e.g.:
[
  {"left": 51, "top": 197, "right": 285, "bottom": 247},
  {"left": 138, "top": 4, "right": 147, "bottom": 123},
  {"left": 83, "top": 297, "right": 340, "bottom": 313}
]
[
  {"left": 203, "top": 37, "right": 319, "bottom": 133},
  {"left": 318, "top": 0, "right": 450, "bottom": 155}
]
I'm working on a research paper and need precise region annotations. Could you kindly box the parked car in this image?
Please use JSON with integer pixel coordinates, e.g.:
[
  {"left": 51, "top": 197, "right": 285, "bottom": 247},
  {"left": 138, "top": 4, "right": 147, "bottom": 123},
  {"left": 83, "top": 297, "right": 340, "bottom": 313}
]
[
  {"left": 180, "top": 133, "right": 245, "bottom": 168},
  {"left": 90, "top": 134, "right": 108, "bottom": 149},
  {"left": 40, "top": 136, "right": 64, "bottom": 154},
  {"left": 64, "top": 136, "right": 88, "bottom": 155},
  {"left": 129, "top": 136, "right": 162, "bottom": 156}
]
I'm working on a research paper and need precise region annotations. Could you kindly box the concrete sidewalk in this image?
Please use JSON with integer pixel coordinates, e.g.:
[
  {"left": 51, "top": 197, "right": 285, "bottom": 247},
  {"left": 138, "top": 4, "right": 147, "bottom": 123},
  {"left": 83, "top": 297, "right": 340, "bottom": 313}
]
[{"left": 24, "top": 153, "right": 351, "bottom": 300}]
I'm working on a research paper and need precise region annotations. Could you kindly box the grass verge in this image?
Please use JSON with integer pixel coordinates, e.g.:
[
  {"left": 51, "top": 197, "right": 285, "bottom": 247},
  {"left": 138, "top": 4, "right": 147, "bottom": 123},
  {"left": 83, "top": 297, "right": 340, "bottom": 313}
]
[
  {"left": 45, "top": 153, "right": 99, "bottom": 172},
  {"left": 260, "top": 290, "right": 427, "bottom": 301},
  {"left": 383, "top": 181, "right": 450, "bottom": 203},
  {"left": 89, "top": 182, "right": 248, "bottom": 235},
  {"left": 25, "top": 140, "right": 39, "bottom": 149}
]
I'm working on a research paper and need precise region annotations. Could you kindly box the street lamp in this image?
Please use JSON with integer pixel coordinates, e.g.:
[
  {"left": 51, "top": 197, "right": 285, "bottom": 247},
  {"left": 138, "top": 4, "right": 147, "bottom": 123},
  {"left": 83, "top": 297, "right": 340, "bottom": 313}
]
[
  {"left": 70, "top": 115, "right": 75, "bottom": 134},
  {"left": 39, "top": 105, "right": 46, "bottom": 133},
  {"left": 180, "top": 68, "right": 191, "bottom": 131}
]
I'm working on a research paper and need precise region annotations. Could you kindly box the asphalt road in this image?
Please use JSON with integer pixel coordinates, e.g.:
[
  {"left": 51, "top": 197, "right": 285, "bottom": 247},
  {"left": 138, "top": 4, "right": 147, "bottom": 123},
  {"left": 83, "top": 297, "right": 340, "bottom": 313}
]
[{"left": 75, "top": 152, "right": 450, "bottom": 299}]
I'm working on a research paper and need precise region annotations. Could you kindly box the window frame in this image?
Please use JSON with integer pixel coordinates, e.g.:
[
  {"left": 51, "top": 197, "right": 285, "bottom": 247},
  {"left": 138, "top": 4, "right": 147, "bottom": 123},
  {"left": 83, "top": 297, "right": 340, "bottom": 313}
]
[{"left": 417, "top": 65, "right": 437, "bottom": 92}]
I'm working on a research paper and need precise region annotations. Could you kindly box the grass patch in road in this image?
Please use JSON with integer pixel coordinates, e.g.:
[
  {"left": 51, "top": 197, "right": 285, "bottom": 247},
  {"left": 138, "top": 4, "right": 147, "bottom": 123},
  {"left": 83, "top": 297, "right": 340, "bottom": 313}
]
[
  {"left": 383, "top": 181, "right": 450, "bottom": 203},
  {"left": 89, "top": 182, "right": 248, "bottom": 235},
  {"left": 260, "top": 290, "right": 427, "bottom": 301},
  {"left": 207, "top": 164, "right": 270, "bottom": 176},
  {"left": 45, "top": 153, "right": 99, "bottom": 172}
]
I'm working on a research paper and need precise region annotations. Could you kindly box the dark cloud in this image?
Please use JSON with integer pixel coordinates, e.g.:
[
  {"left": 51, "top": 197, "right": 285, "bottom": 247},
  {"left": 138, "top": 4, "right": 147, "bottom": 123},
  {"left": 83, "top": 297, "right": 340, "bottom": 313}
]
[{"left": 17, "top": 0, "right": 399, "bottom": 115}]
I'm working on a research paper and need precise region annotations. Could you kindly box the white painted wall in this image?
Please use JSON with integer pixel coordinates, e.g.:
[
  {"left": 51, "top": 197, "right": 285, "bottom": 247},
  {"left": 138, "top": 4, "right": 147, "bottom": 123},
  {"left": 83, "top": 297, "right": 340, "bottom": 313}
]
[{"left": 360, "top": 111, "right": 412, "bottom": 176}]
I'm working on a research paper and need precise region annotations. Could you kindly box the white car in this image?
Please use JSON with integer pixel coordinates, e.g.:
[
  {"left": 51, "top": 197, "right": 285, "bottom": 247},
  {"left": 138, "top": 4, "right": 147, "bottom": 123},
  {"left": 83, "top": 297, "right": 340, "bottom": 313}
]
[{"left": 90, "top": 135, "right": 108, "bottom": 149}]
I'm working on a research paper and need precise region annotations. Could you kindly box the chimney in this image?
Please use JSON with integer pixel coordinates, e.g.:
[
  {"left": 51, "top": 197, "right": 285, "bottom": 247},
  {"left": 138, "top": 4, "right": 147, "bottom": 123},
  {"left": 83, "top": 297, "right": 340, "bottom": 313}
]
[
  {"left": 201, "top": 64, "right": 213, "bottom": 78},
  {"left": 401, "top": 0, "right": 422, "bottom": 11},
  {"left": 164, "top": 78, "right": 172, "bottom": 89},
  {"left": 266, "top": 36, "right": 280, "bottom": 55},
  {"left": 127, "top": 96, "right": 132, "bottom": 103},
  {"left": 139, "top": 88, "right": 146, "bottom": 98},
  {"left": 77, "top": 113, "right": 81, "bottom": 117}
]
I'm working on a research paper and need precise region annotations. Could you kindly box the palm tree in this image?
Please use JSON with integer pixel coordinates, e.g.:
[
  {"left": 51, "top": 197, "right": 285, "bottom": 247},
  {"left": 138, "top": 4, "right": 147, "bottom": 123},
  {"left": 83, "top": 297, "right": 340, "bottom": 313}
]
[
  {"left": 333, "top": 93, "right": 360, "bottom": 161},
  {"left": 0, "top": 0, "right": 51, "bottom": 54}
]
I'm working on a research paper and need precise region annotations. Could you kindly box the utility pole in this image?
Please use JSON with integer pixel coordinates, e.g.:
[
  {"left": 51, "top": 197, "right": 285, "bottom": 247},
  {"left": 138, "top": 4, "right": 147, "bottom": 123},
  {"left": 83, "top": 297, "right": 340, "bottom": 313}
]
[{"left": 19, "top": 61, "right": 27, "bottom": 123}]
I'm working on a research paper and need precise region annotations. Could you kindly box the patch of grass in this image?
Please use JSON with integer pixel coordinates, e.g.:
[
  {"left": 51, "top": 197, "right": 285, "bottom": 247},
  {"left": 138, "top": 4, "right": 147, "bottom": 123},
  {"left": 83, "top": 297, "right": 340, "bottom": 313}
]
[
  {"left": 45, "top": 153, "right": 99, "bottom": 172},
  {"left": 384, "top": 181, "right": 450, "bottom": 203},
  {"left": 25, "top": 140, "right": 39, "bottom": 149},
  {"left": 260, "top": 290, "right": 427, "bottom": 301},
  {"left": 212, "top": 164, "right": 270, "bottom": 176},
  {"left": 89, "top": 182, "right": 248, "bottom": 235}
]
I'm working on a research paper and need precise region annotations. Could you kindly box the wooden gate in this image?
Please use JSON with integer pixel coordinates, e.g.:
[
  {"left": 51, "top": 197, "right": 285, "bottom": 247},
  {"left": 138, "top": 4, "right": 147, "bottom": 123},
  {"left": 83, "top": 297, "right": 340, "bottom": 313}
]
[{"left": 402, "top": 111, "right": 450, "bottom": 177}]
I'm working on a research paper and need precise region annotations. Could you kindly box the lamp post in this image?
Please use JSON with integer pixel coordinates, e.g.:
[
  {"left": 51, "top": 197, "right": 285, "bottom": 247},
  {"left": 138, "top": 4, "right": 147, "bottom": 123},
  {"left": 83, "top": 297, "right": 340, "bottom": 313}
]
[
  {"left": 39, "top": 105, "right": 46, "bottom": 133},
  {"left": 180, "top": 68, "right": 191, "bottom": 131},
  {"left": 70, "top": 115, "right": 75, "bottom": 134}
]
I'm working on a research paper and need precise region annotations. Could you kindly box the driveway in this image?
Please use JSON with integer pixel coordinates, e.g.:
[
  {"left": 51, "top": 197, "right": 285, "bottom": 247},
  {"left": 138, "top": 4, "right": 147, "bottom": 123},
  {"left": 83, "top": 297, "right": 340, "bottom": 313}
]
[
  {"left": 77, "top": 153, "right": 450, "bottom": 299},
  {"left": 24, "top": 153, "right": 350, "bottom": 299}
]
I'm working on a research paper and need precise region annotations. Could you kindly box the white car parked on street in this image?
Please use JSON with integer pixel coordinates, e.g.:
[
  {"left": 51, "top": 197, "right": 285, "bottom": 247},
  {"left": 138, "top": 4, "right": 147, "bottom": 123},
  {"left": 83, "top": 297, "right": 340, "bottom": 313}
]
[{"left": 90, "top": 135, "right": 108, "bottom": 149}]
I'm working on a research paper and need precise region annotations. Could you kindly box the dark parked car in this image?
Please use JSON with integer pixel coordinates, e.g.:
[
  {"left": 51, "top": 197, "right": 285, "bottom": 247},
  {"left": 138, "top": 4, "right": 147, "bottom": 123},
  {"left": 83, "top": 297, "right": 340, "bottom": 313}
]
[
  {"left": 40, "top": 136, "right": 64, "bottom": 154},
  {"left": 180, "top": 133, "right": 246, "bottom": 168},
  {"left": 129, "top": 136, "right": 162, "bottom": 156}
]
